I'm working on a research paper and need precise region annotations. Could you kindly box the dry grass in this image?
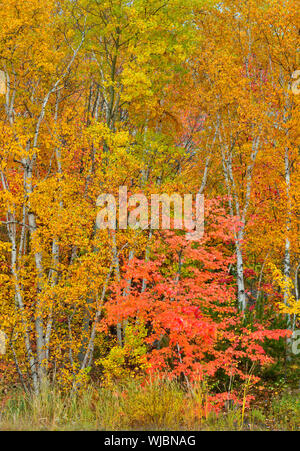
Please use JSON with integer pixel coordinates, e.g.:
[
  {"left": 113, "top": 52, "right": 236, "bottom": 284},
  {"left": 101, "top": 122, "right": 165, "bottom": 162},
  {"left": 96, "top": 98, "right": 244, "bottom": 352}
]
[{"left": 0, "top": 380, "right": 299, "bottom": 431}]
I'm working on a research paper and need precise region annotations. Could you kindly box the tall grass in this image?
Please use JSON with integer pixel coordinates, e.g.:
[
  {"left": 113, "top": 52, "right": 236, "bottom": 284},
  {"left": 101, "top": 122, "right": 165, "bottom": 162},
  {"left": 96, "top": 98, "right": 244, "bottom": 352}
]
[{"left": 0, "top": 380, "right": 299, "bottom": 431}]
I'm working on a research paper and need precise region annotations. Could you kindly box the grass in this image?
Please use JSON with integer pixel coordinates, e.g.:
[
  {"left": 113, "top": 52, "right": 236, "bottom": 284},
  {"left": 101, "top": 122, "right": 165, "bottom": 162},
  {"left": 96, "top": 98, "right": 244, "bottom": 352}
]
[{"left": 0, "top": 380, "right": 299, "bottom": 431}]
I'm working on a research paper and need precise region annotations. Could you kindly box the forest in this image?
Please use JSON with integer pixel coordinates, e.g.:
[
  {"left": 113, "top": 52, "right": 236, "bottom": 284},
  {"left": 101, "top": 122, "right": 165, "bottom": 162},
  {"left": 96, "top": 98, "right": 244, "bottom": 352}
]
[{"left": 0, "top": 0, "right": 299, "bottom": 431}]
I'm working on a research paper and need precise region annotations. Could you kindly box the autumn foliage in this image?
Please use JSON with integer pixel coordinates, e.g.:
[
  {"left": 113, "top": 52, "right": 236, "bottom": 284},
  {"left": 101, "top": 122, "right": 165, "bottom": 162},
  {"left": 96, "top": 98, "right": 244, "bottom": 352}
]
[{"left": 0, "top": 0, "right": 299, "bottom": 411}]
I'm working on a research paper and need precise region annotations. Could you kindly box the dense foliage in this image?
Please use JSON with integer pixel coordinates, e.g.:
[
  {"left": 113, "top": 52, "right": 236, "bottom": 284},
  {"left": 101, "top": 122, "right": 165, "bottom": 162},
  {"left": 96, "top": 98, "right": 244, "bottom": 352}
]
[{"left": 0, "top": 0, "right": 299, "bottom": 413}]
